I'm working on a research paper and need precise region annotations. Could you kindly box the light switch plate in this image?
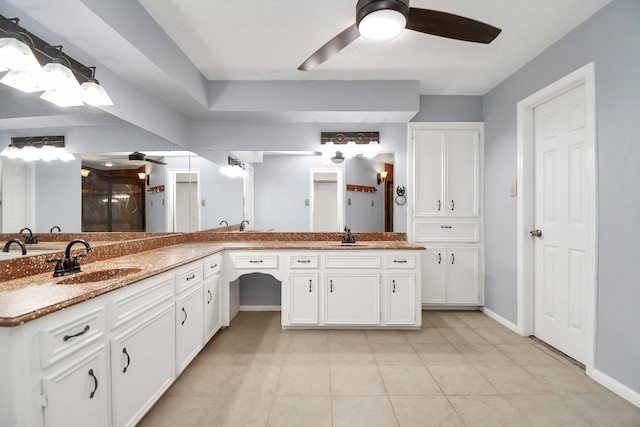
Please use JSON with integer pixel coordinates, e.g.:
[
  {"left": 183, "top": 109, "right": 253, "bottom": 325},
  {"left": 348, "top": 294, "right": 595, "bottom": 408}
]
[{"left": 510, "top": 180, "right": 517, "bottom": 197}]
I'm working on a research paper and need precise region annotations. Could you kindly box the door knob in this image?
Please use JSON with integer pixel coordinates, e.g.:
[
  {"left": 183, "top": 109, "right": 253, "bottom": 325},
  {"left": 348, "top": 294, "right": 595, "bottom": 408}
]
[{"left": 530, "top": 229, "right": 542, "bottom": 238}]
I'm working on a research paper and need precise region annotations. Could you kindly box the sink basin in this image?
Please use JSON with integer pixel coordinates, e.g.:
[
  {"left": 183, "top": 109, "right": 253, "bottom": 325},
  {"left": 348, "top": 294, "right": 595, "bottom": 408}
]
[{"left": 56, "top": 267, "right": 142, "bottom": 284}]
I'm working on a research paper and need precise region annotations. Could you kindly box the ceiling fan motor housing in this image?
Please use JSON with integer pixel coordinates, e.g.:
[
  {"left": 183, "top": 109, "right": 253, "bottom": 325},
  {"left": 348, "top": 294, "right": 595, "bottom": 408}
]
[{"left": 356, "top": 0, "right": 410, "bottom": 27}]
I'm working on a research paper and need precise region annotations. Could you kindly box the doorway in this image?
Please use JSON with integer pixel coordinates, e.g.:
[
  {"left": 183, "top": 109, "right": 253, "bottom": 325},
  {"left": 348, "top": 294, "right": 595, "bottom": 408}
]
[
  {"left": 517, "top": 63, "right": 597, "bottom": 368},
  {"left": 310, "top": 169, "right": 344, "bottom": 232},
  {"left": 1, "top": 159, "right": 35, "bottom": 232},
  {"left": 168, "top": 170, "right": 200, "bottom": 232}
]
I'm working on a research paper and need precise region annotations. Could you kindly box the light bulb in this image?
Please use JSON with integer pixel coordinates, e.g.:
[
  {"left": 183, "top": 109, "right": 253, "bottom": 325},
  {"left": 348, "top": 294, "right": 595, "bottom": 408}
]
[{"left": 358, "top": 9, "right": 406, "bottom": 41}]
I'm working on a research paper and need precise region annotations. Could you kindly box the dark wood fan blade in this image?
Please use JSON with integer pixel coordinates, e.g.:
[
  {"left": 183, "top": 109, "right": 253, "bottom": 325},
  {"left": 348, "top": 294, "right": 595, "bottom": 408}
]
[
  {"left": 298, "top": 24, "right": 360, "bottom": 71},
  {"left": 406, "top": 8, "right": 501, "bottom": 44},
  {"left": 145, "top": 158, "right": 167, "bottom": 165}
]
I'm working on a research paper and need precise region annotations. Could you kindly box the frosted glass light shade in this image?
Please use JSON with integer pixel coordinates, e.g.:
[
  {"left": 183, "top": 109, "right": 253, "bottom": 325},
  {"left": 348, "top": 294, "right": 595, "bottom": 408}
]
[
  {"left": 0, "top": 145, "right": 20, "bottom": 159},
  {"left": 0, "top": 38, "right": 41, "bottom": 71},
  {"left": 358, "top": 9, "right": 406, "bottom": 41},
  {"left": 0, "top": 69, "right": 49, "bottom": 93},
  {"left": 40, "top": 87, "right": 84, "bottom": 107},
  {"left": 80, "top": 80, "right": 113, "bottom": 106}
]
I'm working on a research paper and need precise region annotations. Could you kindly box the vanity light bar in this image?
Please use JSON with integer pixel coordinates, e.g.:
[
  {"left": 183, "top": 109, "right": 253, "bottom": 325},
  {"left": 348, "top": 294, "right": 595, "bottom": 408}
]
[
  {"left": 320, "top": 132, "right": 381, "bottom": 161},
  {"left": 1, "top": 136, "right": 75, "bottom": 162}
]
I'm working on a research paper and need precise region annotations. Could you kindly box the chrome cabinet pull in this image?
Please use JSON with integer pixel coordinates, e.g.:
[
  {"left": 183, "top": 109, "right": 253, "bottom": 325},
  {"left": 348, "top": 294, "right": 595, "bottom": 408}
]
[
  {"left": 88, "top": 369, "right": 98, "bottom": 399},
  {"left": 181, "top": 307, "right": 187, "bottom": 325},
  {"left": 122, "top": 348, "right": 131, "bottom": 373},
  {"left": 63, "top": 325, "right": 90, "bottom": 342}
]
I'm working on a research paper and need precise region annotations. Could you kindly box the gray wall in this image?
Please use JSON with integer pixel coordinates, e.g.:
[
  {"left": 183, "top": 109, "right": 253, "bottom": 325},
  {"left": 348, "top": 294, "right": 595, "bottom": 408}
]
[
  {"left": 483, "top": 0, "right": 640, "bottom": 393},
  {"left": 35, "top": 159, "right": 82, "bottom": 233},
  {"left": 345, "top": 156, "right": 385, "bottom": 232},
  {"left": 412, "top": 95, "right": 483, "bottom": 122}
]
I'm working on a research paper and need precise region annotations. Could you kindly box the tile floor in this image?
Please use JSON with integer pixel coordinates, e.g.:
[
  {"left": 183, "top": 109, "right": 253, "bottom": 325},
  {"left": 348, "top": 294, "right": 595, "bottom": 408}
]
[{"left": 139, "top": 311, "right": 640, "bottom": 426}]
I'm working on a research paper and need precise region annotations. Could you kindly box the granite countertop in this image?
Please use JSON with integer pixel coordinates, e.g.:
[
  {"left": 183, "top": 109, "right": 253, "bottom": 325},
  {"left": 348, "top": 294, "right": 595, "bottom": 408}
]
[{"left": 0, "top": 238, "right": 424, "bottom": 327}]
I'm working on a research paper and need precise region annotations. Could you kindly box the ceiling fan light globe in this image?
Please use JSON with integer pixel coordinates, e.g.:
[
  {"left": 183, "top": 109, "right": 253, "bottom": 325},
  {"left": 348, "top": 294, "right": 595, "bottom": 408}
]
[{"left": 358, "top": 9, "right": 406, "bottom": 41}]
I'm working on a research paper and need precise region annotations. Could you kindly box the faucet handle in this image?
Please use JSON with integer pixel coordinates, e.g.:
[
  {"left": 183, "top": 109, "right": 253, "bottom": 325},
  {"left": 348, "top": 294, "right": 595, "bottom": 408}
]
[{"left": 46, "top": 258, "right": 65, "bottom": 276}]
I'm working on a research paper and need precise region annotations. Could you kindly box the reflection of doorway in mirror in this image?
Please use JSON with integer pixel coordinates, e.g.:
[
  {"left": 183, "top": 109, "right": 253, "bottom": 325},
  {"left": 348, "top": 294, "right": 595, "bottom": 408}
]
[
  {"left": 169, "top": 170, "right": 200, "bottom": 232},
  {"left": 1, "top": 159, "right": 35, "bottom": 232},
  {"left": 310, "top": 169, "right": 344, "bottom": 232},
  {"left": 384, "top": 163, "right": 394, "bottom": 232},
  {"left": 243, "top": 164, "right": 254, "bottom": 228}
]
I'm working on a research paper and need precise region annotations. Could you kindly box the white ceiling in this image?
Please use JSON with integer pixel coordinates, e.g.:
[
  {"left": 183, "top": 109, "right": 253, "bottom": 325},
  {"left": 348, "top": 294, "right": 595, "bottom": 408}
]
[{"left": 138, "top": 0, "right": 611, "bottom": 95}]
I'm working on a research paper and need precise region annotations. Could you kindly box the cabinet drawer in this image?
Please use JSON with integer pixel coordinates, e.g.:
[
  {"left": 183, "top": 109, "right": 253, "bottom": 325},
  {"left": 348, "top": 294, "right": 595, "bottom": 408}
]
[
  {"left": 290, "top": 255, "right": 318, "bottom": 269},
  {"left": 324, "top": 254, "right": 380, "bottom": 269},
  {"left": 107, "top": 275, "right": 175, "bottom": 330},
  {"left": 414, "top": 223, "right": 479, "bottom": 242},
  {"left": 386, "top": 255, "right": 415, "bottom": 269},
  {"left": 175, "top": 264, "right": 203, "bottom": 293},
  {"left": 40, "top": 307, "right": 106, "bottom": 369},
  {"left": 235, "top": 254, "right": 278, "bottom": 269},
  {"left": 203, "top": 254, "right": 223, "bottom": 278}
]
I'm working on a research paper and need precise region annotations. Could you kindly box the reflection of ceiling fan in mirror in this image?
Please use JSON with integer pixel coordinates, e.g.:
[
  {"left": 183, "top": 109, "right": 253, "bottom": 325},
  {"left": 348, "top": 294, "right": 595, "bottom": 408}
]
[
  {"left": 298, "top": 0, "right": 502, "bottom": 71},
  {"left": 128, "top": 151, "right": 167, "bottom": 165}
]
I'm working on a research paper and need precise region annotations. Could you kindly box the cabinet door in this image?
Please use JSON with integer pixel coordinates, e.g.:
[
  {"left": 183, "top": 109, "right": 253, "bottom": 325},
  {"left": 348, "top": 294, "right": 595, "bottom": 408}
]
[
  {"left": 204, "top": 274, "right": 222, "bottom": 343},
  {"left": 325, "top": 274, "right": 380, "bottom": 325},
  {"left": 446, "top": 248, "right": 479, "bottom": 304},
  {"left": 414, "top": 131, "right": 445, "bottom": 217},
  {"left": 387, "top": 273, "right": 415, "bottom": 325},
  {"left": 42, "top": 345, "right": 109, "bottom": 427},
  {"left": 111, "top": 304, "right": 175, "bottom": 427},
  {"left": 176, "top": 285, "right": 204, "bottom": 374},
  {"left": 446, "top": 131, "right": 479, "bottom": 217},
  {"left": 422, "top": 248, "right": 447, "bottom": 304},
  {"left": 290, "top": 273, "right": 319, "bottom": 325}
]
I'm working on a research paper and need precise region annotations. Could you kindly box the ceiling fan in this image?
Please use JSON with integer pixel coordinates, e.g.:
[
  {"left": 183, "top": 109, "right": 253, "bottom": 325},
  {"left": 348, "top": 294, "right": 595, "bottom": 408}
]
[
  {"left": 298, "top": 0, "right": 502, "bottom": 71},
  {"left": 128, "top": 151, "right": 167, "bottom": 165}
]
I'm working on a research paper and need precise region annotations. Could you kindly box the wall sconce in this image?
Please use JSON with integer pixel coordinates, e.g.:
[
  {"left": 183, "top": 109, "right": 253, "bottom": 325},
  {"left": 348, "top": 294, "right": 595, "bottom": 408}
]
[
  {"left": 137, "top": 172, "right": 146, "bottom": 180},
  {"left": 81, "top": 168, "right": 90, "bottom": 177},
  {"left": 219, "top": 156, "right": 248, "bottom": 178},
  {"left": 1, "top": 136, "right": 75, "bottom": 162},
  {"left": 321, "top": 132, "right": 381, "bottom": 162},
  {"left": 377, "top": 170, "right": 388, "bottom": 184},
  {"left": 0, "top": 15, "right": 112, "bottom": 107}
]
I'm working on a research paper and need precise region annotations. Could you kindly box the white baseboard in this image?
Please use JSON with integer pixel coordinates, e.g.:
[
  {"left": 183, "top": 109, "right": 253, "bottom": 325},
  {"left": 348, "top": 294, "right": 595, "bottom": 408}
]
[
  {"left": 588, "top": 368, "right": 640, "bottom": 408},
  {"left": 481, "top": 307, "right": 522, "bottom": 335},
  {"left": 239, "top": 305, "right": 281, "bottom": 311}
]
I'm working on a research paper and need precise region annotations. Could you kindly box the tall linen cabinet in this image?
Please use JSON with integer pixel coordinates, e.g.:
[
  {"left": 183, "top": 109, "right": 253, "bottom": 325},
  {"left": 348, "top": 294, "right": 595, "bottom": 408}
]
[{"left": 409, "top": 123, "right": 484, "bottom": 307}]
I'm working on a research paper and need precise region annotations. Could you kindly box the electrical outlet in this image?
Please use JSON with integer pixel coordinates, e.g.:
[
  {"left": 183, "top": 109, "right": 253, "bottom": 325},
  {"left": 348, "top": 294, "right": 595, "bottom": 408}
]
[
  {"left": 201, "top": 199, "right": 206, "bottom": 206},
  {"left": 371, "top": 200, "right": 374, "bottom": 207},
  {"left": 305, "top": 199, "right": 309, "bottom": 206}
]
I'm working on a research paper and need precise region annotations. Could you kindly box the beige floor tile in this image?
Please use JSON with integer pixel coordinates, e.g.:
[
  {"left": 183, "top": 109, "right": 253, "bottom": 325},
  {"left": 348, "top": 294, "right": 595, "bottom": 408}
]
[
  {"left": 428, "top": 365, "right": 498, "bottom": 395},
  {"left": 412, "top": 343, "right": 468, "bottom": 366},
  {"left": 283, "top": 352, "right": 330, "bottom": 366},
  {"left": 403, "top": 327, "right": 448, "bottom": 344},
  {"left": 366, "top": 329, "right": 410, "bottom": 343},
  {"left": 137, "top": 396, "right": 215, "bottom": 427},
  {"left": 329, "top": 342, "right": 376, "bottom": 366},
  {"left": 474, "top": 327, "right": 532, "bottom": 345},
  {"left": 523, "top": 365, "right": 608, "bottom": 394},
  {"left": 448, "top": 395, "right": 532, "bottom": 427},
  {"left": 286, "top": 329, "right": 328, "bottom": 345},
  {"left": 438, "top": 327, "right": 489, "bottom": 344},
  {"left": 496, "top": 344, "right": 564, "bottom": 366},
  {"left": 203, "top": 396, "right": 274, "bottom": 427},
  {"left": 275, "top": 365, "right": 331, "bottom": 396},
  {"left": 425, "top": 312, "right": 468, "bottom": 327},
  {"left": 218, "top": 365, "right": 281, "bottom": 398},
  {"left": 286, "top": 339, "right": 329, "bottom": 354},
  {"left": 371, "top": 342, "right": 423, "bottom": 365},
  {"left": 164, "top": 364, "right": 226, "bottom": 397},
  {"left": 564, "top": 392, "right": 640, "bottom": 426},
  {"left": 327, "top": 329, "right": 368, "bottom": 343},
  {"left": 378, "top": 365, "right": 442, "bottom": 396},
  {"left": 533, "top": 342, "right": 574, "bottom": 365},
  {"left": 456, "top": 312, "right": 503, "bottom": 329},
  {"left": 506, "top": 394, "right": 591, "bottom": 426},
  {"left": 475, "top": 365, "right": 551, "bottom": 395},
  {"left": 390, "top": 395, "right": 465, "bottom": 427},
  {"left": 267, "top": 396, "right": 332, "bottom": 427},
  {"left": 330, "top": 365, "right": 386, "bottom": 395},
  {"left": 332, "top": 396, "right": 399, "bottom": 427},
  {"left": 453, "top": 343, "right": 517, "bottom": 367}
]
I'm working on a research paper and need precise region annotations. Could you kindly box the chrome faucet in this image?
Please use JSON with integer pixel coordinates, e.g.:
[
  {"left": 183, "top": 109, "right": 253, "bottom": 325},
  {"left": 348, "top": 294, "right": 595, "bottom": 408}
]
[
  {"left": 219, "top": 220, "right": 229, "bottom": 226},
  {"left": 20, "top": 227, "right": 38, "bottom": 244},
  {"left": 3, "top": 239, "right": 27, "bottom": 255},
  {"left": 341, "top": 227, "right": 356, "bottom": 244},
  {"left": 239, "top": 220, "right": 250, "bottom": 231},
  {"left": 50, "top": 226, "right": 61, "bottom": 233},
  {"left": 47, "top": 239, "right": 92, "bottom": 277}
]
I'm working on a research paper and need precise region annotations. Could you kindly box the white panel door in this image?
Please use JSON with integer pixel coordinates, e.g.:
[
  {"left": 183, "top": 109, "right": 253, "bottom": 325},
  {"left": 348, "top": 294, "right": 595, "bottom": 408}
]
[
  {"left": 446, "top": 248, "right": 479, "bottom": 304},
  {"left": 325, "top": 274, "right": 380, "bottom": 325},
  {"left": 422, "top": 247, "right": 446, "bottom": 304},
  {"left": 446, "top": 131, "right": 479, "bottom": 217},
  {"left": 290, "top": 273, "right": 319, "bottom": 325},
  {"left": 414, "top": 131, "right": 445, "bottom": 216},
  {"left": 1, "top": 159, "right": 35, "bottom": 232},
  {"left": 533, "top": 84, "right": 590, "bottom": 362},
  {"left": 387, "top": 273, "right": 415, "bottom": 325}
]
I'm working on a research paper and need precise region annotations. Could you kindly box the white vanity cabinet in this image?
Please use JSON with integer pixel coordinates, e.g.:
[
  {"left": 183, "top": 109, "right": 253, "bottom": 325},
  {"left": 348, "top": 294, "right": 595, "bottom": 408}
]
[
  {"left": 174, "top": 264, "right": 204, "bottom": 375},
  {"left": 289, "top": 272, "right": 319, "bottom": 325},
  {"left": 325, "top": 273, "right": 381, "bottom": 325},
  {"left": 410, "top": 122, "right": 484, "bottom": 308},
  {"left": 203, "top": 255, "right": 223, "bottom": 342},
  {"left": 41, "top": 345, "right": 109, "bottom": 427}
]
